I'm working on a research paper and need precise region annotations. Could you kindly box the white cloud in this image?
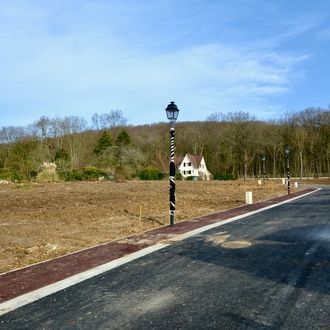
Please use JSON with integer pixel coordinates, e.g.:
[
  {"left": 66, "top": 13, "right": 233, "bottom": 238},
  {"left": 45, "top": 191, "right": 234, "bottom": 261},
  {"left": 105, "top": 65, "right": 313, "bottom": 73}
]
[{"left": 0, "top": 1, "right": 317, "bottom": 125}]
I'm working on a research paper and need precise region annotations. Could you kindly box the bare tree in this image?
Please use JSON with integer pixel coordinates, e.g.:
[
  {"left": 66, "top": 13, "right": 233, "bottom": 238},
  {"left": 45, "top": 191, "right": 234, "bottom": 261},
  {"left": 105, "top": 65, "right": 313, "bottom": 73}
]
[
  {"left": 92, "top": 110, "right": 127, "bottom": 136},
  {"left": 36, "top": 116, "right": 51, "bottom": 140},
  {"left": 226, "top": 112, "right": 257, "bottom": 180},
  {"left": 0, "top": 126, "right": 26, "bottom": 144},
  {"left": 91, "top": 113, "right": 100, "bottom": 131},
  {"left": 67, "top": 116, "right": 86, "bottom": 167}
]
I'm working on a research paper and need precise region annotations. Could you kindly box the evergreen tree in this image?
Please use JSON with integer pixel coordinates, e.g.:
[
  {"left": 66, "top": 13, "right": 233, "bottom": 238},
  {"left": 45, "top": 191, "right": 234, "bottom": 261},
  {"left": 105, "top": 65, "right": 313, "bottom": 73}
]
[
  {"left": 94, "top": 131, "right": 113, "bottom": 155},
  {"left": 115, "top": 130, "right": 131, "bottom": 146}
]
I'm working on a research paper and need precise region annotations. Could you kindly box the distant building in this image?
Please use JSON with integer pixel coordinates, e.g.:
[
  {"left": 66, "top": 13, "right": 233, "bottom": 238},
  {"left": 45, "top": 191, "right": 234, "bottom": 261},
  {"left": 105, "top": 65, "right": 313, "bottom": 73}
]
[{"left": 177, "top": 154, "right": 212, "bottom": 180}]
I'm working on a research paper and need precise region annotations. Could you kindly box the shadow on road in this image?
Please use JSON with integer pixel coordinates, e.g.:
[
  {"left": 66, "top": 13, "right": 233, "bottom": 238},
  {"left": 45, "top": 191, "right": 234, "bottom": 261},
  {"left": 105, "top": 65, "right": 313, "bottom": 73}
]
[{"left": 179, "top": 224, "right": 330, "bottom": 295}]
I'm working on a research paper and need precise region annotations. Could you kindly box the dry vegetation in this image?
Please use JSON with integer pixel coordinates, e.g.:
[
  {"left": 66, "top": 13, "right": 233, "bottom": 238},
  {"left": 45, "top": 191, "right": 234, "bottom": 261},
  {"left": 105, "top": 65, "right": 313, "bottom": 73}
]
[{"left": 0, "top": 179, "right": 324, "bottom": 273}]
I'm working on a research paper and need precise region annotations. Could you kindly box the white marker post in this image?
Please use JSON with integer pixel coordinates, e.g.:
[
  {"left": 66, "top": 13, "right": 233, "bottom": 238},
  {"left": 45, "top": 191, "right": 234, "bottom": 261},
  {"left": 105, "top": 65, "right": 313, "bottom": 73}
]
[{"left": 245, "top": 191, "right": 253, "bottom": 204}]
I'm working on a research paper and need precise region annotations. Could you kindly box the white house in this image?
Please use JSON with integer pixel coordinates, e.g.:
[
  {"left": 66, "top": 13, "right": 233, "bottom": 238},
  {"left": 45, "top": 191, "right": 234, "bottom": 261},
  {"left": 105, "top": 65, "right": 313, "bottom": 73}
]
[{"left": 177, "top": 154, "right": 212, "bottom": 180}]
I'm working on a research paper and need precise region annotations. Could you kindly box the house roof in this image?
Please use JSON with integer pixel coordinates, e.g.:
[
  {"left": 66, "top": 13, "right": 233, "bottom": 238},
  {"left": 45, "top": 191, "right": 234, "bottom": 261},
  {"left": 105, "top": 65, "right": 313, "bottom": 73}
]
[
  {"left": 177, "top": 154, "right": 203, "bottom": 169},
  {"left": 175, "top": 156, "right": 184, "bottom": 169},
  {"left": 187, "top": 154, "right": 203, "bottom": 169}
]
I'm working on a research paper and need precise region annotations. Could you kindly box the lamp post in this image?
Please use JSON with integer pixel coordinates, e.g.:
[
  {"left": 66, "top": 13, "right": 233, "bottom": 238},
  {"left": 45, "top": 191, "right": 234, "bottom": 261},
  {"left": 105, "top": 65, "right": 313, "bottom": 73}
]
[
  {"left": 285, "top": 145, "right": 290, "bottom": 195},
  {"left": 165, "top": 101, "right": 179, "bottom": 226},
  {"left": 262, "top": 155, "right": 266, "bottom": 181}
]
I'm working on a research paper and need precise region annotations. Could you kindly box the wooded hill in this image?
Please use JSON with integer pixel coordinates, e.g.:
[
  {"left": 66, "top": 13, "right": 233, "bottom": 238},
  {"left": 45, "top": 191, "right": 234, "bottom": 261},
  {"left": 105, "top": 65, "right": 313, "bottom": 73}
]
[{"left": 0, "top": 107, "right": 329, "bottom": 181}]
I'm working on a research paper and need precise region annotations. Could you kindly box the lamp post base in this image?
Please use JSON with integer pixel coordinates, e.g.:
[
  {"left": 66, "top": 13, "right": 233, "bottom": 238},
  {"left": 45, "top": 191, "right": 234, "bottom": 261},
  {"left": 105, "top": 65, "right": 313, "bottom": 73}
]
[{"left": 170, "top": 213, "right": 174, "bottom": 226}]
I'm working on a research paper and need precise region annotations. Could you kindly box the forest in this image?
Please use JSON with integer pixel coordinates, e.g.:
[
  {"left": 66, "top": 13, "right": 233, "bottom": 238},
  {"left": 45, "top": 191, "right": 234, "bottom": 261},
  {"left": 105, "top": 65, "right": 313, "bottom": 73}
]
[{"left": 0, "top": 107, "right": 329, "bottom": 182}]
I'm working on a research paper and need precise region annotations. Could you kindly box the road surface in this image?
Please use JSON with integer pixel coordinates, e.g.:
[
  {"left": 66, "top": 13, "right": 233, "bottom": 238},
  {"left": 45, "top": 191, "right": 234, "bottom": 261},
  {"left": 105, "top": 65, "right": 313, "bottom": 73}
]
[{"left": 1, "top": 187, "right": 329, "bottom": 329}]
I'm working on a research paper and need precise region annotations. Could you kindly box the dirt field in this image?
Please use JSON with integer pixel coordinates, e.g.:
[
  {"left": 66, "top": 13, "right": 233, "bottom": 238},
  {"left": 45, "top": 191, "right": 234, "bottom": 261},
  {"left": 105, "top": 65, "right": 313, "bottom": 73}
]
[{"left": 0, "top": 179, "right": 323, "bottom": 273}]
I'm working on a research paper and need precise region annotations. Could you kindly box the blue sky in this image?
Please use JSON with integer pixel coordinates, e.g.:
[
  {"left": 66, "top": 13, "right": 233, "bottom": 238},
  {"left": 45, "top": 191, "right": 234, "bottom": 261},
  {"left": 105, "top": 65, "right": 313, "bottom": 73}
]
[{"left": 1, "top": 0, "right": 330, "bottom": 127}]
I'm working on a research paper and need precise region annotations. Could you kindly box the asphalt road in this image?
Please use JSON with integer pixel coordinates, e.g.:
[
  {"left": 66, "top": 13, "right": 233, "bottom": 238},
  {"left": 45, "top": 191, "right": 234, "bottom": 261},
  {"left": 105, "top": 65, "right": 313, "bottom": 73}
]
[{"left": 1, "top": 187, "right": 330, "bottom": 329}]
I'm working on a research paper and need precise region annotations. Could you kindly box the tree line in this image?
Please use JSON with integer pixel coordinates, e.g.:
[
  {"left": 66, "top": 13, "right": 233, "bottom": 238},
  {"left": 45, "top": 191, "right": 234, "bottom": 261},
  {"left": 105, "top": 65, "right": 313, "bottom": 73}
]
[{"left": 0, "top": 107, "right": 329, "bottom": 181}]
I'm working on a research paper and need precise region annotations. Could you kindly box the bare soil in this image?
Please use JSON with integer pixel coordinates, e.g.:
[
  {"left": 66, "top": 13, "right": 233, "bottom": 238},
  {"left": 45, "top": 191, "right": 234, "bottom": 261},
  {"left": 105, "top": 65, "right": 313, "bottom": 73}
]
[{"left": 0, "top": 179, "right": 317, "bottom": 273}]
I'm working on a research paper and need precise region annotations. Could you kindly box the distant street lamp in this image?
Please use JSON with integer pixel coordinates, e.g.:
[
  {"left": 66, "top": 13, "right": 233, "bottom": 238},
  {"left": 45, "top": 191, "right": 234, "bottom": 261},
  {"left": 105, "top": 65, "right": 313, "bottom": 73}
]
[
  {"left": 262, "top": 155, "right": 266, "bottom": 181},
  {"left": 165, "top": 101, "right": 180, "bottom": 226},
  {"left": 285, "top": 145, "right": 290, "bottom": 195}
]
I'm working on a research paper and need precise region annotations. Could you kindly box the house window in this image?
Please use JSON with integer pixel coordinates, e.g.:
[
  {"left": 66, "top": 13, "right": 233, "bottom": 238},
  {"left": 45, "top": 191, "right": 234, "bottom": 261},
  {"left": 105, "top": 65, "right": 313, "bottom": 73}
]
[
  {"left": 188, "top": 170, "right": 191, "bottom": 175},
  {"left": 183, "top": 163, "right": 186, "bottom": 167},
  {"left": 183, "top": 171, "right": 186, "bottom": 175},
  {"left": 188, "top": 162, "right": 192, "bottom": 166}
]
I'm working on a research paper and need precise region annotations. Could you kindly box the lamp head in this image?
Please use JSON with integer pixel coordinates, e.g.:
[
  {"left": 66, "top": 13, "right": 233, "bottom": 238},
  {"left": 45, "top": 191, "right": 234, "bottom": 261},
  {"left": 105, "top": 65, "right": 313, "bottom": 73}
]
[{"left": 165, "top": 101, "right": 179, "bottom": 123}]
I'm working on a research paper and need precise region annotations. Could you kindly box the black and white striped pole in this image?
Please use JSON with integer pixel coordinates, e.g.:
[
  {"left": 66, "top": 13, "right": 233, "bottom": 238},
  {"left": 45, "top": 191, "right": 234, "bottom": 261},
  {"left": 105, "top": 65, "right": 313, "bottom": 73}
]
[
  {"left": 285, "top": 145, "right": 290, "bottom": 195},
  {"left": 165, "top": 101, "right": 179, "bottom": 226}
]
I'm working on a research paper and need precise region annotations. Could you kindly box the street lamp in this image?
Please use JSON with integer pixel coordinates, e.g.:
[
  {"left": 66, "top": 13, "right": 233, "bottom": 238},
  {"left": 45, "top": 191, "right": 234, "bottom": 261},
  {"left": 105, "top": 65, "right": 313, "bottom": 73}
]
[
  {"left": 285, "top": 145, "right": 290, "bottom": 195},
  {"left": 262, "top": 155, "right": 266, "bottom": 181},
  {"left": 165, "top": 101, "right": 179, "bottom": 226}
]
